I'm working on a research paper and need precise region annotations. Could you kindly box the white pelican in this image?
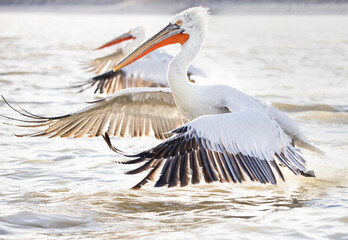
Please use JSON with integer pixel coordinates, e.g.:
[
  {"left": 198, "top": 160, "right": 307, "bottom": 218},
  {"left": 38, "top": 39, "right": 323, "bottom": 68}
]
[
  {"left": 81, "top": 26, "right": 205, "bottom": 95},
  {"left": 2, "top": 7, "right": 315, "bottom": 189},
  {"left": 85, "top": 26, "right": 146, "bottom": 74},
  {"left": 102, "top": 6, "right": 316, "bottom": 188}
]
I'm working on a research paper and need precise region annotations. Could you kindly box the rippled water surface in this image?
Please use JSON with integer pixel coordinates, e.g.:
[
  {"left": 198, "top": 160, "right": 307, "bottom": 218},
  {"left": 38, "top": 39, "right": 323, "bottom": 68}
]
[{"left": 0, "top": 11, "right": 348, "bottom": 239}]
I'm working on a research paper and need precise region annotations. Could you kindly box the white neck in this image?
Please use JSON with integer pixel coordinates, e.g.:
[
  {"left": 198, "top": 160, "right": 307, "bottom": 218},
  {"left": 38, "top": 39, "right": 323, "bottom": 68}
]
[
  {"left": 168, "top": 31, "right": 203, "bottom": 92},
  {"left": 167, "top": 30, "right": 205, "bottom": 119},
  {"left": 169, "top": 33, "right": 203, "bottom": 87}
]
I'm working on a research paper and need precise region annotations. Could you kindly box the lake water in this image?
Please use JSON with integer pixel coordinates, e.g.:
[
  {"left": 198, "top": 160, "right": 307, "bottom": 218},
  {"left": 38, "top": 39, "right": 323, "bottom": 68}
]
[{"left": 0, "top": 10, "right": 348, "bottom": 239}]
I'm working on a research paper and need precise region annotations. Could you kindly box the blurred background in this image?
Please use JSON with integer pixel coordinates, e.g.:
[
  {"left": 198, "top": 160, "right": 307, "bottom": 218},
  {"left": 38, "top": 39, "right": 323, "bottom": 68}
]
[{"left": 1, "top": 0, "right": 348, "bottom": 14}]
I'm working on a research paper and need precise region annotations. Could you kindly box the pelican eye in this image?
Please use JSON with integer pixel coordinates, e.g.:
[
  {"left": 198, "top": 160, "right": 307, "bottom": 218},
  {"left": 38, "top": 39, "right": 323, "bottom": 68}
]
[{"left": 176, "top": 19, "right": 183, "bottom": 26}]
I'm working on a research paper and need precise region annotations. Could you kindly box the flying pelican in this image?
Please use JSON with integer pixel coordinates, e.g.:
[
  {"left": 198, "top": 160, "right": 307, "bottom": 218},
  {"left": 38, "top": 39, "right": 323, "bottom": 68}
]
[
  {"left": 81, "top": 26, "right": 205, "bottom": 95},
  {"left": 2, "top": 7, "right": 315, "bottom": 189}
]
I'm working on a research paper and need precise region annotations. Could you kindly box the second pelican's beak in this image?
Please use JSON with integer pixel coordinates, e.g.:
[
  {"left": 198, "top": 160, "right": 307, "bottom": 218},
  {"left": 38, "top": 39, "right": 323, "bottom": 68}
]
[
  {"left": 93, "top": 31, "right": 135, "bottom": 51},
  {"left": 113, "top": 23, "right": 189, "bottom": 72}
]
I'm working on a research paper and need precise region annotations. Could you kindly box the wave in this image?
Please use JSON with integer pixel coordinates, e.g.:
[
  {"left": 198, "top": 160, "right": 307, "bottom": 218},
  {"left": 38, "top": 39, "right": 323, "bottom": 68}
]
[{"left": 272, "top": 102, "right": 348, "bottom": 113}]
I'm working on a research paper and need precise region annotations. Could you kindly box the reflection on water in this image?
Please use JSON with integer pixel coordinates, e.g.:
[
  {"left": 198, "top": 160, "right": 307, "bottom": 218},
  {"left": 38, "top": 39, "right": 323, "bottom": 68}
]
[{"left": 0, "top": 11, "right": 348, "bottom": 240}]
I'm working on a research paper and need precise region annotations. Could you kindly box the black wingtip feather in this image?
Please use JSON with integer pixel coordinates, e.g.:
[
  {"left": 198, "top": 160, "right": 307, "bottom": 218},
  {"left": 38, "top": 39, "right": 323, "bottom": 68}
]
[{"left": 102, "top": 133, "right": 124, "bottom": 154}]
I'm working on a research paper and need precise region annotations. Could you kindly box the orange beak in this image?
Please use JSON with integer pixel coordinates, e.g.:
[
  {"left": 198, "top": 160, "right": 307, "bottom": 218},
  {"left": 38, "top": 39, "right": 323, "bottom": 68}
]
[
  {"left": 93, "top": 31, "right": 135, "bottom": 51},
  {"left": 113, "top": 23, "right": 189, "bottom": 72}
]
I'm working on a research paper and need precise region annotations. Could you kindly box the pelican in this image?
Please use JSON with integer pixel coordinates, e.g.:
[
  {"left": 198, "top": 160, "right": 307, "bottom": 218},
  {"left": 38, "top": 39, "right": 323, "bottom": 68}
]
[
  {"left": 81, "top": 26, "right": 205, "bottom": 95},
  {"left": 2, "top": 7, "right": 315, "bottom": 189},
  {"left": 85, "top": 26, "right": 146, "bottom": 74}
]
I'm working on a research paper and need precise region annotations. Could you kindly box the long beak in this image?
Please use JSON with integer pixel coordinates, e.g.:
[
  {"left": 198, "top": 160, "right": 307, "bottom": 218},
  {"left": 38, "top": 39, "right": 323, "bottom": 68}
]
[
  {"left": 113, "top": 23, "right": 189, "bottom": 72},
  {"left": 93, "top": 32, "right": 135, "bottom": 51}
]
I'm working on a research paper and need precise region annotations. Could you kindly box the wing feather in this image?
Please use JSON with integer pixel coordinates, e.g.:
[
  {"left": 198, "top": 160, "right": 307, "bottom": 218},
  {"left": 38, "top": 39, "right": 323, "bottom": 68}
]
[
  {"left": 168, "top": 154, "right": 181, "bottom": 188},
  {"left": 180, "top": 153, "right": 191, "bottom": 187},
  {"left": 190, "top": 150, "right": 201, "bottom": 185},
  {"left": 155, "top": 157, "right": 174, "bottom": 188}
]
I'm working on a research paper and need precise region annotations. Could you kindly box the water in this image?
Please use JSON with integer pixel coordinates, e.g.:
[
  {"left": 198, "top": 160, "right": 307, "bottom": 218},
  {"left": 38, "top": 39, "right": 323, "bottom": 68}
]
[{"left": 0, "top": 11, "right": 348, "bottom": 239}]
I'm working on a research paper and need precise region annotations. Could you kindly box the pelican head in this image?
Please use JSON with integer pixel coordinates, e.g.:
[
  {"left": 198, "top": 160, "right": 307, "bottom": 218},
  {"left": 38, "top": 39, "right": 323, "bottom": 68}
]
[
  {"left": 93, "top": 26, "right": 146, "bottom": 51},
  {"left": 113, "top": 6, "right": 210, "bottom": 72},
  {"left": 130, "top": 26, "right": 146, "bottom": 41},
  {"left": 170, "top": 6, "right": 209, "bottom": 37}
]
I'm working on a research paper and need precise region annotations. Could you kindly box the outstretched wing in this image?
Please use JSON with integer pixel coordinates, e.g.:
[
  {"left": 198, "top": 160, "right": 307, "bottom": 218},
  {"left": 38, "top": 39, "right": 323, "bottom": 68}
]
[
  {"left": 106, "top": 109, "right": 313, "bottom": 189},
  {"left": 2, "top": 88, "right": 187, "bottom": 140}
]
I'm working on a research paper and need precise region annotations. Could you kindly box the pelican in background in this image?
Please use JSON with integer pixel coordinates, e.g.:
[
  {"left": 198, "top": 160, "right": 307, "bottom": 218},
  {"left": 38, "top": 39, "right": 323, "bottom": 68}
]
[
  {"left": 2, "top": 7, "right": 315, "bottom": 189},
  {"left": 85, "top": 26, "right": 146, "bottom": 74},
  {"left": 81, "top": 26, "right": 205, "bottom": 95}
]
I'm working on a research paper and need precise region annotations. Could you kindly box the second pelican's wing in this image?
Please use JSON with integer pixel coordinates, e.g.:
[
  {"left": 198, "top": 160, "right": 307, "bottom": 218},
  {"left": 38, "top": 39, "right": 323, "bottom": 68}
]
[
  {"left": 79, "top": 69, "right": 167, "bottom": 95},
  {"left": 84, "top": 48, "right": 125, "bottom": 74}
]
